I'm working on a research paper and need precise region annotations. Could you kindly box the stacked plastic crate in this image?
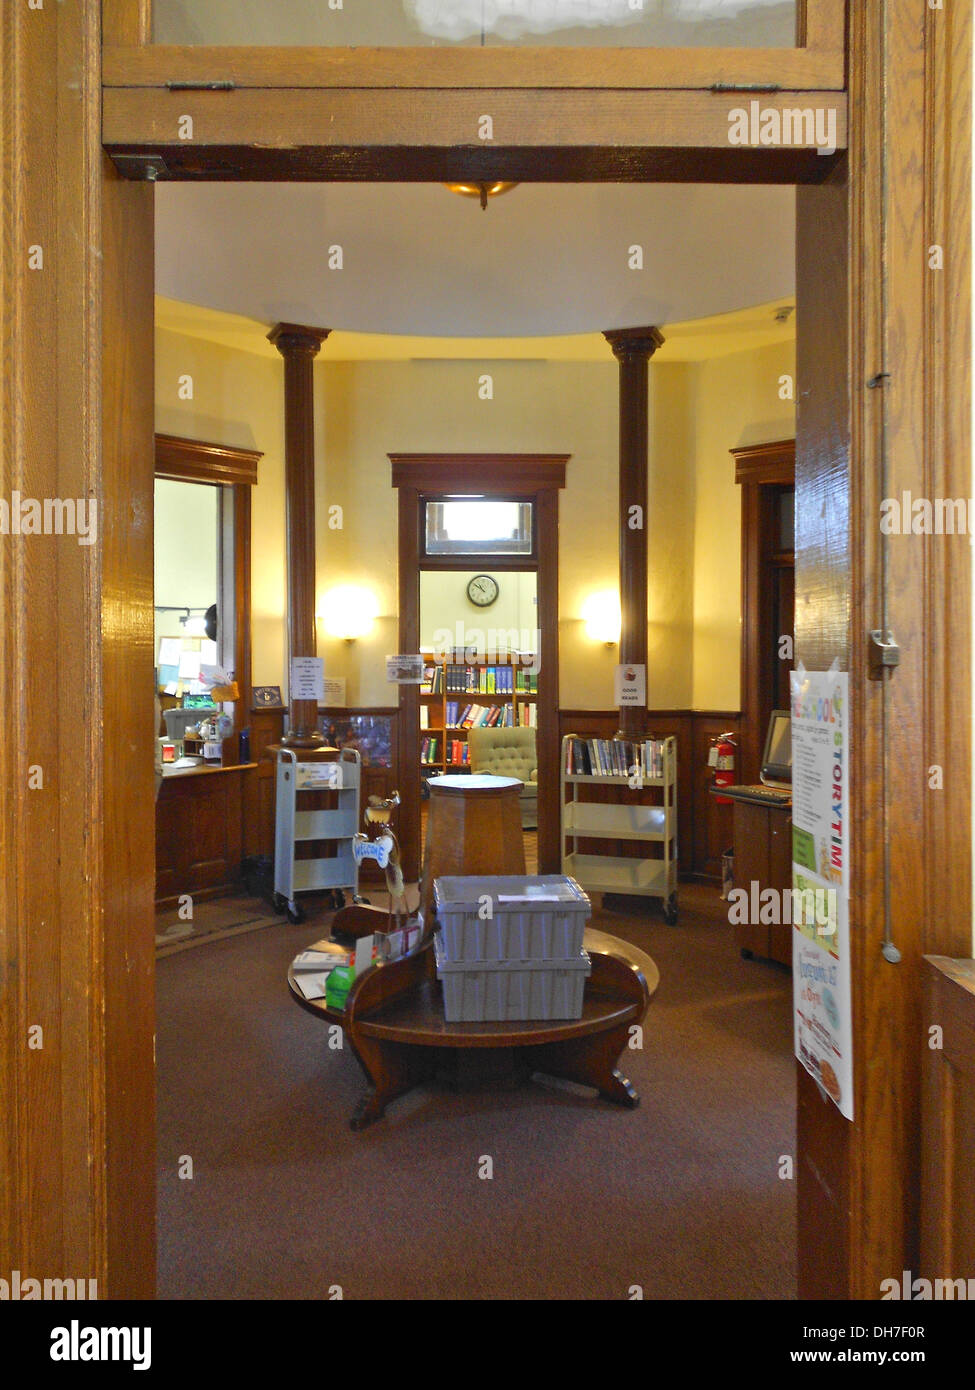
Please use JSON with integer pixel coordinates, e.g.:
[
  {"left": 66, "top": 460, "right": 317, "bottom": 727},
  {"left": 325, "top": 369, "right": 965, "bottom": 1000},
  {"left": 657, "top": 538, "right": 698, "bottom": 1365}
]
[{"left": 432, "top": 875, "right": 592, "bottom": 1022}]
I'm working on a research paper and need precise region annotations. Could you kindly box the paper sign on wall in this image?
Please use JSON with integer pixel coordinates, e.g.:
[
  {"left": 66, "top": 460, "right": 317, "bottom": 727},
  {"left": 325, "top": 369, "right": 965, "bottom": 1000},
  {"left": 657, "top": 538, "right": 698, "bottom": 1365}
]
[
  {"left": 614, "top": 663, "right": 646, "bottom": 707},
  {"left": 790, "top": 667, "right": 853, "bottom": 1121},
  {"left": 322, "top": 677, "right": 346, "bottom": 707},
  {"left": 290, "top": 656, "right": 325, "bottom": 702},
  {"left": 386, "top": 654, "right": 425, "bottom": 684}
]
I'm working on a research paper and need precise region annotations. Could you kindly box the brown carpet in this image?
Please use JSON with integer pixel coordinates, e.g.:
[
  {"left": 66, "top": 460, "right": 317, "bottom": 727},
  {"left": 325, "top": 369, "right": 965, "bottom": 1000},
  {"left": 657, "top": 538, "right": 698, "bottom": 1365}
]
[{"left": 156, "top": 882, "right": 796, "bottom": 1300}]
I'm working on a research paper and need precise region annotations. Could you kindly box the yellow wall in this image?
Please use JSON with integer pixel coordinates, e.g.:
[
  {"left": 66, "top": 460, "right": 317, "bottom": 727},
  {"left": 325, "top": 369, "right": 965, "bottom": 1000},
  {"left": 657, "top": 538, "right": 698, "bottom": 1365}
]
[
  {"left": 155, "top": 327, "right": 287, "bottom": 688},
  {"left": 419, "top": 570, "right": 537, "bottom": 653},
  {"left": 690, "top": 339, "right": 797, "bottom": 708},
  {"left": 154, "top": 318, "right": 795, "bottom": 713},
  {"left": 315, "top": 358, "right": 623, "bottom": 707}
]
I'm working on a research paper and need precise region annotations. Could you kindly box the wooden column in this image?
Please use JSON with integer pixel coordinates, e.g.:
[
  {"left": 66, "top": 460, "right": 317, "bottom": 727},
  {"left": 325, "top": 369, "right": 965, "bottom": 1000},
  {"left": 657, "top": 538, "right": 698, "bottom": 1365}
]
[
  {"left": 268, "top": 322, "right": 329, "bottom": 747},
  {"left": 603, "top": 327, "right": 664, "bottom": 740}
]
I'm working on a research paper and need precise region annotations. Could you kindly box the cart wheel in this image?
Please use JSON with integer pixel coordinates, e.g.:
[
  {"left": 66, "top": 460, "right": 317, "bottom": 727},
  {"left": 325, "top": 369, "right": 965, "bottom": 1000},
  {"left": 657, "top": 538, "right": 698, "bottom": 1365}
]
[
  {"left": 286, "top": 900, "right": 305, "bottom": 925},
  {"left": 273, "top": 893, "right": 287, "bottom": 914},
  {"left": 664, "top": 894, "right": 679, "bottom": 926},
  {"left": 332, "top": 890, "right": 346, "bottom": 910}
]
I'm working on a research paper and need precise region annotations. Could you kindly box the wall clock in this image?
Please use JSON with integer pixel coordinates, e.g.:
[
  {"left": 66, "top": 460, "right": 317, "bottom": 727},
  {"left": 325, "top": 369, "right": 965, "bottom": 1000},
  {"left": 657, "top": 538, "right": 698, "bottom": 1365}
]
[{"left": 467, "top": 574, "right": 499, "bottom": 608}]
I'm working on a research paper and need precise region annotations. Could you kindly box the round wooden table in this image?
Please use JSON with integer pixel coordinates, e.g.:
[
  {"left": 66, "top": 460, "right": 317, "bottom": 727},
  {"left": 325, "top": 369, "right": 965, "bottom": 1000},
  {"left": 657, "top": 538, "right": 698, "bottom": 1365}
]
[
  {"left": 419, "top": 773, "right": 526, "bottom": 927},
  {"left": 289, "top": 928, "right": 659, "bottom": 1130}
]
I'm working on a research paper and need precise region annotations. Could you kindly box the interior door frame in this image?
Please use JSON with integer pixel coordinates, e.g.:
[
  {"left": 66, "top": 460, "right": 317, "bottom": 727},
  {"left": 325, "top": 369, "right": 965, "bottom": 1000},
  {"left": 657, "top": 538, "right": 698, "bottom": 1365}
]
[
  {"left": 390, "top": 454, "right": 567, "bottom": 882},
  {"left": 733, "top": 439, "right": 796, "bottom": 785},
  {"left": 2, "top": 0, "right": 970, "bottom": 1303}
]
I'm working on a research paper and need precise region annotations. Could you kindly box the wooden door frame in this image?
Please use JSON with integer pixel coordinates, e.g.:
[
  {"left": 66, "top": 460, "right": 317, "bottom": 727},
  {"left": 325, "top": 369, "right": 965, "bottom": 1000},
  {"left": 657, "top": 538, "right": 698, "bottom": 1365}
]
[
  {"left": 733, "top": 439, "right": 796, "bottom": 785},
  {"left": 154, "top": 432, "right": 260, "bottom": 753},
  {"left": 2, "top": 0, "right": 970, "bottom": 1302},
  {"left": 390, "top": 455, "right": 567, "bottom": 882}
]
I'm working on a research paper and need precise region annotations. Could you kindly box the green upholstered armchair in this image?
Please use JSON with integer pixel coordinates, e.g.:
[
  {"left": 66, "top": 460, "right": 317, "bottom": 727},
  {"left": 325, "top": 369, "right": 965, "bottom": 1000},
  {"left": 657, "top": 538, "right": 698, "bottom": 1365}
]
[{"left": 467, "top": 726, "right": 538, "bottom": 829}]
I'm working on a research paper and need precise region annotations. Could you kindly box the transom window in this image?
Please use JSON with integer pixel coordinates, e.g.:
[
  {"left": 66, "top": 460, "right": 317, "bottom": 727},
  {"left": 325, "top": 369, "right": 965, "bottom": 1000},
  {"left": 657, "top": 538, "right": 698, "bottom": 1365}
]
[{"left": 424, "top": 498, "right": 534, "bottom": 556}]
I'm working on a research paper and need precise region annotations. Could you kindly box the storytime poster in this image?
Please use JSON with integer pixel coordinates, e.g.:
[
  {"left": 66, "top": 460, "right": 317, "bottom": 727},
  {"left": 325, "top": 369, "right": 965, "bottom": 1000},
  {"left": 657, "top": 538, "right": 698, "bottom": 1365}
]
[{"left": 790, "top": 668, "right": 853, "bottom": 1121}]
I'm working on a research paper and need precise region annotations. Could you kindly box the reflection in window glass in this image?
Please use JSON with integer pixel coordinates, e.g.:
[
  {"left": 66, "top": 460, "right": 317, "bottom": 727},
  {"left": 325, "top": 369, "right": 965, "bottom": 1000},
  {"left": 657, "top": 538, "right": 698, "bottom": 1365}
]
[
  {"left": 153, "top": 0, "right": 798, "bottom": 49},
  {"left": 425, "top": 500, "right": 533, "bottom": 555}
]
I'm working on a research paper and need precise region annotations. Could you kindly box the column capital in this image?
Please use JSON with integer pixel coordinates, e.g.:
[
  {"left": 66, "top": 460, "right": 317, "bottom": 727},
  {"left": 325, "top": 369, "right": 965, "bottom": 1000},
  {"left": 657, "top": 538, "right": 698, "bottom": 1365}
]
[
  {"left": 267, "top": 322, "right": 330, "bottom": 358},
  {"left": 603, "top": 326, "right": 665, "bottom": 362}
]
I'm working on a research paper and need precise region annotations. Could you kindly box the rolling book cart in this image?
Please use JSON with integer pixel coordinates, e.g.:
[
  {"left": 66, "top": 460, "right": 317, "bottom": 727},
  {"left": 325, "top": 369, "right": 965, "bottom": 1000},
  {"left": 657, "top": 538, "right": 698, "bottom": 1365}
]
[
  {"left": 274, "top": 746, "right": 362, "bottom": 924},
  {"left": 560, "top": 734, "right": 678, "bottom": 923}
]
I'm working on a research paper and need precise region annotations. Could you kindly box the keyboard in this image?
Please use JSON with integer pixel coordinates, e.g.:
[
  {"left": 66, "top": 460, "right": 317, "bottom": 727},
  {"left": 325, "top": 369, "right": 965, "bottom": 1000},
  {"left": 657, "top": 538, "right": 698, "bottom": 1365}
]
[{"left": 720, "top": 784, "right": 792, "bottom": 807}]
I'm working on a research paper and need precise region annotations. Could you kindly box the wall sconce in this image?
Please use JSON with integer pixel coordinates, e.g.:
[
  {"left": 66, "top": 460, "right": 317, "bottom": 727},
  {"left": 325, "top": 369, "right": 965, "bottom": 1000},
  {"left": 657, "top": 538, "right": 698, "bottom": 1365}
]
[
  {"left": 582, "top": 591, "right": 622, "bottom": 646},
  {"left": 318, "top": 585, "right": 380, "bottom": 642}
]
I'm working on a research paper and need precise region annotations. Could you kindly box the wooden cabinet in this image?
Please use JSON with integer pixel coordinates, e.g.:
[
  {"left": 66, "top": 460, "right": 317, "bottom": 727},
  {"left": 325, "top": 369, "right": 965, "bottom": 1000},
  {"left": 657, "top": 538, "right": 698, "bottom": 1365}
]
[
  {"left": 155, "top": 764, "right": 257, "bottom": 908},
  {"left": 732, "top": 797, "right": 792, "bottom": 966}
]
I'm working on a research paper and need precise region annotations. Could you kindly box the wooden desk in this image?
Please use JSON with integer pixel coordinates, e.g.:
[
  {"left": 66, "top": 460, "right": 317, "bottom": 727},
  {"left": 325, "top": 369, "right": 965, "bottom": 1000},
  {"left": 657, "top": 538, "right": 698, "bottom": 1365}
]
[
  {"left": 155, "top": 762, "right": 258, "bottom": 908},
  {"left": 289, "top": 927, "right": 659, "bottom": 1130},
  {"left": 731, "top": 795, "right": 792, "bottom": 966}
]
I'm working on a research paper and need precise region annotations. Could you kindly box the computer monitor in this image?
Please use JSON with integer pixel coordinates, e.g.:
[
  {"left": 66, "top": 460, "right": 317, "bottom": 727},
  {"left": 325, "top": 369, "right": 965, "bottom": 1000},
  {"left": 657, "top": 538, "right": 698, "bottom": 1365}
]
[{"left": 760, "top": 710, "right": 792, "bottom": 787}]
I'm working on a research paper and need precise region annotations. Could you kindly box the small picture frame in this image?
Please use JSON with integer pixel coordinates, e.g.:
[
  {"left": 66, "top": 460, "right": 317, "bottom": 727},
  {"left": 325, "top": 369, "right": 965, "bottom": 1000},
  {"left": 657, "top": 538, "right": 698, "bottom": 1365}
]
[{"left": 253, "top": 685, "right": 284, "bottom": 708}]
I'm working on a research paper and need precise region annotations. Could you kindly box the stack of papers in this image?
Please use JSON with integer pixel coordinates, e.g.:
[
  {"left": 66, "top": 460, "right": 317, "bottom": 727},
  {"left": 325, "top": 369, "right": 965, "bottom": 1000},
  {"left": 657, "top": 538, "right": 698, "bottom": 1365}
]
[{"left": 291, "top": 941, "right": 354, "bottom": 1001}]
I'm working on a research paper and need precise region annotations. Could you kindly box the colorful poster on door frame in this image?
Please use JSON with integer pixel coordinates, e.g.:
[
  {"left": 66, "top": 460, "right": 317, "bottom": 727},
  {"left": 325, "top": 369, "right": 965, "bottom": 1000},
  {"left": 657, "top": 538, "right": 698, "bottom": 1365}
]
[{"left": 790, "top": 667, "right": 853, "bottom": 1121}]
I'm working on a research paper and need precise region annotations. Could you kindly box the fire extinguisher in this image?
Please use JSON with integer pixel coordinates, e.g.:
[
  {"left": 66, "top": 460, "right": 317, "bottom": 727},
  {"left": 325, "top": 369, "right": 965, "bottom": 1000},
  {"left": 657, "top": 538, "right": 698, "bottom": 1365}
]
[{"left": 709, "top": 732, "right": 737, "bottom": 805}]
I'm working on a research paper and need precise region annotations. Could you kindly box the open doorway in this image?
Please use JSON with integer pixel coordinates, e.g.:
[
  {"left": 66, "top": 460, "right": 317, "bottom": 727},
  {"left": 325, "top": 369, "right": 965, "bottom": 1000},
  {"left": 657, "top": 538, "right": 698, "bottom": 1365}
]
[
  {"left": 9, "top": 0, "right": 968, "bottom": 1308},
  {"left": 420, "top": 562, "right": 540, "bottom": 865}
]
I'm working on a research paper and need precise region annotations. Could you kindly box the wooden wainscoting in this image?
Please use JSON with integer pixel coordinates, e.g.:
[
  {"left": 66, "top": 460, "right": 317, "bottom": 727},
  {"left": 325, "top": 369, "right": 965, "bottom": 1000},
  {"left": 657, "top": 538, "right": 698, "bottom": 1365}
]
[
  {"left": 251, "top": 706, "right": 401, "bottom": 887},
  {"left": 921, "top": 958, "right": 975, "bottom": 1285},
  {"left": 558, "top": 710, "right": 740, "bottom": 882}
]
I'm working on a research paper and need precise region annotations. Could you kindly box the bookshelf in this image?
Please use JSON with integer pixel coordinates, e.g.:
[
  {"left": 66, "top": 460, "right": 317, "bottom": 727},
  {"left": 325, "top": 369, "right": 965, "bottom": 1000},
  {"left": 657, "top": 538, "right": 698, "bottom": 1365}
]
[
  {"left": 560, "top": 733, "right": 678, "bottom": 922},
  {"left": 419, "top": 655, "right": 538, "bottom": 773}
]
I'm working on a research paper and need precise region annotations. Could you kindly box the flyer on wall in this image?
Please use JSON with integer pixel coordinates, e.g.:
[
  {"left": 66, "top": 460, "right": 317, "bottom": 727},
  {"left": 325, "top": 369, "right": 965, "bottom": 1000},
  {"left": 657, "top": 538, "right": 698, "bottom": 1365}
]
[{"left": 790, "top": 667, "right": 853, "bottom": 1121}]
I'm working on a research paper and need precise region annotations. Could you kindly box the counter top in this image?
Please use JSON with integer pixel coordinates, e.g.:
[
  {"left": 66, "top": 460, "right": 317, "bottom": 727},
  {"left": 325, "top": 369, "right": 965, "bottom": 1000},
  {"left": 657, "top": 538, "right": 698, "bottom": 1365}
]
[{"left": 161, "top": 761, "right": 258, "bottom": 779}]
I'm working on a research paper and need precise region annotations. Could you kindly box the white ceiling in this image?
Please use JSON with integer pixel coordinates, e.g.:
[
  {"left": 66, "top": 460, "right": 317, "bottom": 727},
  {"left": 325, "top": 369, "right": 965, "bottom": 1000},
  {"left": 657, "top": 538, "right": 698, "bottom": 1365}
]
[
  {"left": 153, "top": 0, "right": 797, "bottom": 49},
  {"left": 155, "top": 182, "right": 796, "bottom": 338}
]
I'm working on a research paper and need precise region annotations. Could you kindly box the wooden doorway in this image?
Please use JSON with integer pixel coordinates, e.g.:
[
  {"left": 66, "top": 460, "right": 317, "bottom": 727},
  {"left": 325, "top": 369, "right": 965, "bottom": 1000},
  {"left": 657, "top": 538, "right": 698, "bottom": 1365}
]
[
  {"left": 391, "top": 455, "right": 566, "bottom": 881},
  {"left": 734, "top": 439, "right": 796, "bottom": 785},
  {"left": 4, "top": 0, "right": 970, "bottom": 1303}
]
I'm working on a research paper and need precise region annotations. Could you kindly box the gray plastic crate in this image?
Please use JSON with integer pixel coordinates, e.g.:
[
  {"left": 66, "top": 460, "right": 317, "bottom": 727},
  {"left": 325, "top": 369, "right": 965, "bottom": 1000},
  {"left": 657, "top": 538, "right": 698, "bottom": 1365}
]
[
  {"left": 434, "top": 935, "right": 591, "bottom": 1022},
  {"left": 433, "top": 875, "right": 591, "bottom": 963}
]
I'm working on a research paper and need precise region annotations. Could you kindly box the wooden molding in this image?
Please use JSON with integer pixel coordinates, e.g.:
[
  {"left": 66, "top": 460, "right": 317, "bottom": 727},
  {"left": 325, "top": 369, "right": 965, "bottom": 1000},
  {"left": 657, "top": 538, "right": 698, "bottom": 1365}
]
[
  {"left": 102, "top": 88, "right": 848, "bottom": 186},
  {"left": 103, "top": 43, "right": 846, "bottom": 92},
  {"left": 102, "top": 0, "right": 152, "bottom": 48},
  {"left": 732, "top": 437, "right": 797, "bottom": 486},
  {"left": 390, "top": 454, "right": 568, "bottom": 492},
  {"left": 798, "top": 0, "right": 847, "bottom": 55},
  {"left": 154, "top": 433, "right": 261, "bottom": 486}
]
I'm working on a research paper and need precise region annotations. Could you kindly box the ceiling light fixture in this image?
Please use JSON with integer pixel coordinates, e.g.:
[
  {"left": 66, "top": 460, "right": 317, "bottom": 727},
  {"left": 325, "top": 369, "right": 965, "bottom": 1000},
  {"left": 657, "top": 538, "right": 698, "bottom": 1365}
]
[{"left": 444, "top": 181, "right": 519, "bottom": 211}]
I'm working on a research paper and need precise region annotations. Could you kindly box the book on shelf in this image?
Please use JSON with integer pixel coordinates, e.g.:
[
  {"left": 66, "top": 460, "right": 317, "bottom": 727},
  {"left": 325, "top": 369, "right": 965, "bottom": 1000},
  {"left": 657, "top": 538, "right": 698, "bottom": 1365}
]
[
  {"left": 564, "top": 735, "right": 669, "bottom": 779},
  {"left": 446, "top": 739, "right": 470, "bottom": 767}
]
